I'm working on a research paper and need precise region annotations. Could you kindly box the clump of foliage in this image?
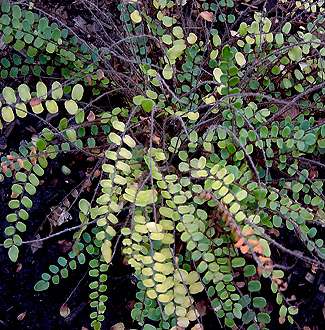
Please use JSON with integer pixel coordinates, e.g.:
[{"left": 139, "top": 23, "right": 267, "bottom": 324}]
[{"left": 0, "top": 0, "right": 325, "bottom": 329}]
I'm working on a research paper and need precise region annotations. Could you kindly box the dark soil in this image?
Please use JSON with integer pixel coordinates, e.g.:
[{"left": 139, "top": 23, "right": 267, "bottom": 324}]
[{"left": 0, "top": 143, "right": 136, "bottom": 329}]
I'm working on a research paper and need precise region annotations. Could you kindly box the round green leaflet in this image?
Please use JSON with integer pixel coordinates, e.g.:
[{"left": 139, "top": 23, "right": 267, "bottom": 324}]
[
  {"left": 3, "top": 87, "right": 16, "bottom": 104},
  {"left": 248, "top": 280, "right": 261, "bottom": 292},
  {"left": 46, "top": 42, "right": 56, "bottom": 54},
  {"left": 79, "top": 198, "right": 91, "bottom": 215},
  {"left": 65, "top": 100, "right": 79, "bottom": 115},
  {"left": 51, "top": 82, "right": 63, "bottom": 99},
  {"left": 45, "top": 100, "right": 58, "bottom": 114},
  {"left": 18, "top": 84, "right": 32, "bottom": 102},
  {"left": 130, "top": 10, "right": 142, "bottom": 24},
  {"left": 2, "top": 106, "right": 15, "bottom": 122},
  {"left": 163, "top": 64, "right": 173, "bottom": 80},
  {"left": 36, "top": 82, "right": 48, "bottom": 99},
  {"left": 8, "top": 245, "right": 19, "bottom": 262},
  {"left": 72, "top": 84, "right": 84, "bottom": 101},
  {"left": 34, "top": 280, "right": 50, "bottom": 291},
  {"left": 235, "top": 52, "right": 246, "bottom": 66}
]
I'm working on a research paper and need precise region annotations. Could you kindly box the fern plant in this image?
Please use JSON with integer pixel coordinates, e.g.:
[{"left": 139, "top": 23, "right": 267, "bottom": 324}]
[{"left": 1, "top": 0, "right": 325, "bottom": 329}]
